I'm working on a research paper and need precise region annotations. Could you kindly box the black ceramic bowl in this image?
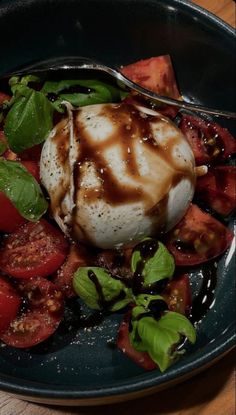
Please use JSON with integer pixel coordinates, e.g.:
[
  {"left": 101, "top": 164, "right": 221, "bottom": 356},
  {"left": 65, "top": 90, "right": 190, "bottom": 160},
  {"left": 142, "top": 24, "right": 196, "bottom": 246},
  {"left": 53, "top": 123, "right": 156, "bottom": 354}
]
[{"left": 0, "top": 0, "right": 235, "bottom": 406}]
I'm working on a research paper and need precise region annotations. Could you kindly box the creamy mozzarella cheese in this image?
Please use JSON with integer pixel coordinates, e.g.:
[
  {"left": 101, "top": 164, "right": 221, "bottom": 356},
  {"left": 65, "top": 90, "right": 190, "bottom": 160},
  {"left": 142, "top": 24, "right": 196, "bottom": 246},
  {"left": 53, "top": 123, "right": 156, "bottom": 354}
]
[{"left": 40, "top": 103, "right": 196, "bottom": 248}]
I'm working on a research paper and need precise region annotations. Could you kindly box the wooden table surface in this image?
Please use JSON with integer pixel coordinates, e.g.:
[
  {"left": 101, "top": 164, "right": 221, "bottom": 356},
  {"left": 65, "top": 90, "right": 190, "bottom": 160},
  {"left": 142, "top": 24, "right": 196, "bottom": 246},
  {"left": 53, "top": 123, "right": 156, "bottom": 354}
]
[{"left": 0, "top": 1, "right": 235, "bottom": 414}]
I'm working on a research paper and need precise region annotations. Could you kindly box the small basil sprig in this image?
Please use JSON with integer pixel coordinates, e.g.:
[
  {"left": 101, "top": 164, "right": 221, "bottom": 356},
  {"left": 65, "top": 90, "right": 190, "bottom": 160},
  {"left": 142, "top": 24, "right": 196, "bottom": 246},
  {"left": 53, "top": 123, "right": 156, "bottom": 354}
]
[
  {"left": 0, "top": 159, "right": 48, "bottom": 221},
  {"left": 41, "top": 79, "right": 128, "bottom": 112},
  {"left": 130, "top": 295, "right": 196, "bottom": 372},
  {"left": 73, "top": 266, "right": 133, "bottom": 312},
  {"left": 72, "top": 239, "right": 196, "bottom": 372},
  {"left": 4, "top": 82, "right": 53, "bottom": 153},
  {"left": 131, "top": 239, "right": 175, "bottom": 287}
]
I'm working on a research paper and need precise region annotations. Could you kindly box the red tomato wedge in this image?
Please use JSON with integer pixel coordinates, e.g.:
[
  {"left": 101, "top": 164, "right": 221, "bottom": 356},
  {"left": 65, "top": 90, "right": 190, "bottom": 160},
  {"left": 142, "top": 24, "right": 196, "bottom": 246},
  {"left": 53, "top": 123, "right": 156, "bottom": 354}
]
[
  {"left": 54, "top": 243, "right": 92, "bottom": 298},
  {"left": 121, "top": 55, "right": 180, "bottom": 99},
  {"left": 195, "top": 166, "right": 236, "bottom": 216},
  {"left": 121, "top": 55, "right": 181, "bottom": 118},
  {"left": 0, "top": 277, "right": 64, "bottom": 348},
  {"left": 117, "top": 310, "right": 157, "bottom": 371},
  {"left": 0, "top": 160, "right": 41, "bottom": 233},
  {"left": 163, "top": 274, "right": 191, "bottom": 315},
  {"left": 179, "top": 114, "right": 236, "bottom": 165},
  {"left": 0, "top": 219, "right": 69, "bottom": 278},
  {"left": 165, "top": 204, "right": 233, "bottom": 266},
  {"left": 0, "top": 276, "right": 21, "bottom": 333}
]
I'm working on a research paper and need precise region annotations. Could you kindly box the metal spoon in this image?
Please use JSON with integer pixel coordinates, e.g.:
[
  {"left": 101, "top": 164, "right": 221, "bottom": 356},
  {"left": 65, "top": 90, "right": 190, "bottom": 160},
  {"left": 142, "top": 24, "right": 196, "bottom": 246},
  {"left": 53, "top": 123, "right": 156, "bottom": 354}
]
[{"left": 5, "top": 56, "right": 236, "bottom": 119}]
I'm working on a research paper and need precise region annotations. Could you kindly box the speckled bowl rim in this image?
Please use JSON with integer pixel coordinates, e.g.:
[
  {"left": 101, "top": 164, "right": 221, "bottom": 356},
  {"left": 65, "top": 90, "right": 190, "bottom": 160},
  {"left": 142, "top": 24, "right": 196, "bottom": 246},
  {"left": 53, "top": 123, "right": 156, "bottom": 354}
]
[
  {"left": 0, "top": 0, "right": 235, "bottom": 405},
  {"left": 0, "top": 326, "right": 235, "bottom": 405}
]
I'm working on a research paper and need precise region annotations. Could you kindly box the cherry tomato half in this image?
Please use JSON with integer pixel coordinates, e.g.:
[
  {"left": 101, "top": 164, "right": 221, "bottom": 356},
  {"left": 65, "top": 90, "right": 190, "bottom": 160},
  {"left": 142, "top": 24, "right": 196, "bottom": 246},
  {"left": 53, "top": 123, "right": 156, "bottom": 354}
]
[
  {"left": 0, "top": 276, "right": 21, "bottom": 333},
  {"left": 165, "top": 204, "right": 233, "bottom": 266},
  {"left": 0, "top": 277, "right": 64, "bottom": 348},
  {"left": 0, "top": 219, "right": 69, "bottom": 278}
]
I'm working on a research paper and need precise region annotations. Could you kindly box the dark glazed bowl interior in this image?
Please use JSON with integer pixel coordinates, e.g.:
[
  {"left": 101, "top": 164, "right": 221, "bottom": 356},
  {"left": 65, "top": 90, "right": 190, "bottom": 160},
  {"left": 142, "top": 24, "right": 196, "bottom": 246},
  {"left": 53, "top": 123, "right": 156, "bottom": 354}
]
[{"left": 0, "top": 0, "right": 235, "bottom": 405}]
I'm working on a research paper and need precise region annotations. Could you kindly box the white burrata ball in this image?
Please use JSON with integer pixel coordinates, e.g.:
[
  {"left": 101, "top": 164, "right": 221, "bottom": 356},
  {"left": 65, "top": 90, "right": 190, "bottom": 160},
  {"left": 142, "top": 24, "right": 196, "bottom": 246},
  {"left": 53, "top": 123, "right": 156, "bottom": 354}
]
[{"left": 40, "top": 103, "right": 196, "bottom": 249}]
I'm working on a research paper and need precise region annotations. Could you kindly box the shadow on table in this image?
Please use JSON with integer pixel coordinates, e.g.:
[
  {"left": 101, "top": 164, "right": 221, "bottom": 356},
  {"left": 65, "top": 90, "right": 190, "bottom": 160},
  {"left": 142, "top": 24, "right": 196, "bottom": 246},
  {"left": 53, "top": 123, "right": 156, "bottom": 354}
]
[{"left": 39, "top": 348, "right": 235, "bottom": 415}]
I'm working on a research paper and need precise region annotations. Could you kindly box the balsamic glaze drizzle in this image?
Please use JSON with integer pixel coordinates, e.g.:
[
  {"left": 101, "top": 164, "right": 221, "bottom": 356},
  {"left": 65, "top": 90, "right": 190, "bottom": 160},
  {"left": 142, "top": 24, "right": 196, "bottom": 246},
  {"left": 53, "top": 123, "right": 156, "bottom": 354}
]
[{"left": 88, "top": 270, "right": 126, "bottom": 310}]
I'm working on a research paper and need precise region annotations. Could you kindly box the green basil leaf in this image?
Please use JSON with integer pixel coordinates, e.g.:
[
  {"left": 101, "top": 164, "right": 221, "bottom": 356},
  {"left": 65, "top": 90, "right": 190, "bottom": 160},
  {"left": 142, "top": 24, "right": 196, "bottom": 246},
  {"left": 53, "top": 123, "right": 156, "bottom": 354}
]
[
  {"left": 0, "top": 159, "right": 48, "bottom": 221},
  {"left": 7, "top": 76, "right": 41, "bottom": 110},
  {"left": 130, "top": 309, "right": 196, "bottom": 372},
  {"left": 41, "top": 79, "right": 128, "bottom": 111},
  {"left": 73, "top": 266, "right": 133, "bottom": 311},
  {"left": 8, "top": 76, "right": 20, "bottom": 87},
  {"left": 131, "top": 239, "right": 175, "bottom": 286},
  {"left": 9, "top": 75, "right": 40, "bottom": 89},
  {"left": 19, "top": 75, "right": 41, "bottom": 86},
  {"left": 4, "top": 89, "right": 53, "bottom": 152},
  {"left": 10, "top": 83, "right": 32, "bottom": 102},
  {"left": 41, "top": 79, "right": 82, "bottom": 94}
]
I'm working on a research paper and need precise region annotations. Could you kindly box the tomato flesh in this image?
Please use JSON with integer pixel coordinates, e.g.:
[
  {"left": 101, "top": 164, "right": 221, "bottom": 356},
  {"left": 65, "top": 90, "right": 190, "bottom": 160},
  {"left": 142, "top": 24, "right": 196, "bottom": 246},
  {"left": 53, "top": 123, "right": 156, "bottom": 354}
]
[
  {"left": 54, "top": 243, "right": 92, "bottom": 298},
  {"left": 19, "top": 144, "right": 43, "bottom": 162},
  {"left": 0, "top": 277, "right": 64, "bottom": 348},
  {"left": 117, "top": 310, "right": 157, "bottom": 370},
  {"left": 0, "top": 219, "right": 69, "bottom": 278},
  {"left": 21, "top": 160, "right": 40, "bottom": 182},
  {"left": 195, "top": 166, "right": 236, "bottom": 216},
  {"left": 121, "top": 55, "right": 180, "bottom": 99},
  {"left": 179, "top": 114, "right": 236, "bottom": 165},
  {"left": 0, "top": 192, "right": 27, "bottom": 233},
  {"left": 165, "top": 204, "right": 233, "bottom": 266},
  {"left": 121, "top": 55, "right": 181, "bottom": 118},
  {"left": 0, "top": 159, "right": 42, "bottom": 233},
  {"left": 96, "top": 247, "right": 133, "bottom": 279},
  {"left": 163, "top": 274, "right": 191, "bottom": 315},
  {"left": 0, "top": 276, "right": 21, "bottom": 333}
]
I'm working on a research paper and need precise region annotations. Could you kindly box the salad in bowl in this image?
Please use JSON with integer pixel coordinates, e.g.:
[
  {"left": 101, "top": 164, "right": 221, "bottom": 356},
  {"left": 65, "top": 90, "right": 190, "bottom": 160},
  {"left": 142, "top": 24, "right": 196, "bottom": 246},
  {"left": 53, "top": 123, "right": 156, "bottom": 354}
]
[{"left": 0, "top": 55, "right": 235, "bottom": 373}]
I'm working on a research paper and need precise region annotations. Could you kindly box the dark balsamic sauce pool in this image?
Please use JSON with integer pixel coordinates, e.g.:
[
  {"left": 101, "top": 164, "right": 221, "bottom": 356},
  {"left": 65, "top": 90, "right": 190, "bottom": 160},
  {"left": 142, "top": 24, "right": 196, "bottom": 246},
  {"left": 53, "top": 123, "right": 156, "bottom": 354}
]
[{"left": 189, "top": 262, "right": 217, "bottom": 325}]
